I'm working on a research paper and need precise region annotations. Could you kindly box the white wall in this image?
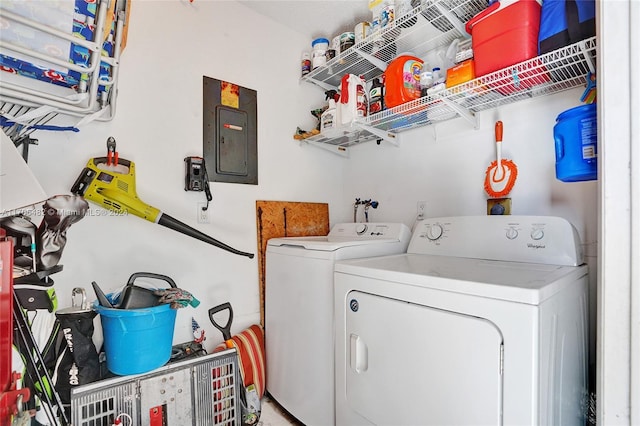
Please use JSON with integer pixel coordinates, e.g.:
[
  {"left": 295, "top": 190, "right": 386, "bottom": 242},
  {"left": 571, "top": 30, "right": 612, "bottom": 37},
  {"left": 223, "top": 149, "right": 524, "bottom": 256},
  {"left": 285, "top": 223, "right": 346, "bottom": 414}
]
[
  {"left": 23, "top": 1, "right": 598, "bottom": 363},
  {"left": 25, "top": 0, "right": 344, "bottom": 349}
]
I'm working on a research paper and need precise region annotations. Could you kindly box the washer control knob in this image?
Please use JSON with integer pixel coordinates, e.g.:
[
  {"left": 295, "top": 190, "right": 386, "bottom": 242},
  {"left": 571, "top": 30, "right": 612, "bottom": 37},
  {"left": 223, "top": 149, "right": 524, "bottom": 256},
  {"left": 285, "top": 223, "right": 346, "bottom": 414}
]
[
  {"left": 356, "top": 224, "right": 368, "bottom": 235},
  {"left": 531, "top": 228, "right": 544, "bottom": 240},
  {"left": 426, "top": 224, "right": 443, "bottom": 241},
  {"left": 506, "top": 227, "right": 519, "bottom": 240}
]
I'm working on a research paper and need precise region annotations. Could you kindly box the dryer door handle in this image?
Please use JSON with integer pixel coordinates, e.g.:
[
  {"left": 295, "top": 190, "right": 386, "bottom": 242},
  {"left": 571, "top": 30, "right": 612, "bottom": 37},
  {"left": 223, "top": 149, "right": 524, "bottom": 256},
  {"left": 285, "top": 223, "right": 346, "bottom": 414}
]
[{"left": 350, "top": 334, "right": 368, "bottom": 373}]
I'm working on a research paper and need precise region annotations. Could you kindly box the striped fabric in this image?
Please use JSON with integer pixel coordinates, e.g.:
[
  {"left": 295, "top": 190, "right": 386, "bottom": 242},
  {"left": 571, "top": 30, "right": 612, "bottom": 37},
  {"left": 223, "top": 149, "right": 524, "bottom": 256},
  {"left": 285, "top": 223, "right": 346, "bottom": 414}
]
[{"left": 214, "top": 324, "right": 266, "bottom": 398}]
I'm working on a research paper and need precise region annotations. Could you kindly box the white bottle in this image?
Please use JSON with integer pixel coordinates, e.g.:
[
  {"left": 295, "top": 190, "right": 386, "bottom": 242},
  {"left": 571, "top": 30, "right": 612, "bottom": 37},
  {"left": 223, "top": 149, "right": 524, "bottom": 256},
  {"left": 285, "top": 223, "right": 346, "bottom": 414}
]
[
  {"left": 340, "top": 74, "right": 367, "bottom": 126},
  {"left": 321, "top": 99, "right": 341, "bottom": 137}
]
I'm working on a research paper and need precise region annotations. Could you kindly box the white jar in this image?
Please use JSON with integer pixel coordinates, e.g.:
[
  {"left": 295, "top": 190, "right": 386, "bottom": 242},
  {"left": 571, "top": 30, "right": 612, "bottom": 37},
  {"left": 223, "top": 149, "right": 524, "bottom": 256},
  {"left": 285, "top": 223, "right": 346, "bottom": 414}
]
[{"left": 312, "top": 38, "right": 330, "bottom": 69}]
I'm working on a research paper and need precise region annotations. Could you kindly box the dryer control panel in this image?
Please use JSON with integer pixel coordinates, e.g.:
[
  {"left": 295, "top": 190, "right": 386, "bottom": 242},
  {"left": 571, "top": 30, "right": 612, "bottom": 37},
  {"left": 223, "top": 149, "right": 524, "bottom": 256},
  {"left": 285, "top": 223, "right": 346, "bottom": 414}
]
[{"left": 408, "top": 216, "right": 584, "bottom": 266}]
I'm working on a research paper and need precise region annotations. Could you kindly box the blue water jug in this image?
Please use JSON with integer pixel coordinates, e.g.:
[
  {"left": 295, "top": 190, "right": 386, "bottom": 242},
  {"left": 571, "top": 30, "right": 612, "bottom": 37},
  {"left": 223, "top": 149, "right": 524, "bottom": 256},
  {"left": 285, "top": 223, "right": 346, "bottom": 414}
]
[{"left": 554, "top": 103, "right": 597, "bottom": 182}]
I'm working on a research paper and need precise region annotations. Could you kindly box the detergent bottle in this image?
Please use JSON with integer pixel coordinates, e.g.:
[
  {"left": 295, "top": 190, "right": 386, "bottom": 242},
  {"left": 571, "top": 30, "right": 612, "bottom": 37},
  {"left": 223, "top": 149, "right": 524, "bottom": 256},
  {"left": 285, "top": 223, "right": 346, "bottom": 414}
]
[
  {"left": 384, "top": 54, "right": 423, "bottom": 108},
  {"left": 340, "top": 74, "right": 367, "bottom": 126}
]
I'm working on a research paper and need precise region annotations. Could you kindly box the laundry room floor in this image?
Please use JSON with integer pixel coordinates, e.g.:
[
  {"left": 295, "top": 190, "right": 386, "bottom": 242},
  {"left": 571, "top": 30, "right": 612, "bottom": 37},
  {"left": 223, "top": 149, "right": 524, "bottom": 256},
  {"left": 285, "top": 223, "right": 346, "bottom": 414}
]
[{"left": 259, "top": 396, "right": 301, "bottom": 426}]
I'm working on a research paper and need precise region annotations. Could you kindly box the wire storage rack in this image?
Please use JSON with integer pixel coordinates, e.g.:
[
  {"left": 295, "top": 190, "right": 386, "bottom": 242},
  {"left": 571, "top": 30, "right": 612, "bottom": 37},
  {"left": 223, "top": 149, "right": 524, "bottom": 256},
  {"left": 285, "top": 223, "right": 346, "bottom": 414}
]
[
  {"left": 367, "top": 36, "right": 597, "bottom": 133},
  {"left": 301, "top": 0, "right": 487, "bottom": 91},
  {"left": 299, "top": 0, "right": 597, "bottom": 156},
  {"left": 70, "top": 349, "right": 241, "bottom": 426},
  {"left": 0, "top": 0, "right": 127, "bottom": 157}
]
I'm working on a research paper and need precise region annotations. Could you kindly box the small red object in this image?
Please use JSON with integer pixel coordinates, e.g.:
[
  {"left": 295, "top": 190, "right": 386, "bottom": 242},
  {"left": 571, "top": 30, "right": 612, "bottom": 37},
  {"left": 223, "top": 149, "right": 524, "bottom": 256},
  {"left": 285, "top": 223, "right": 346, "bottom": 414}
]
[{"left": 106, "top": 137, "right": 118, "bottom": 166}]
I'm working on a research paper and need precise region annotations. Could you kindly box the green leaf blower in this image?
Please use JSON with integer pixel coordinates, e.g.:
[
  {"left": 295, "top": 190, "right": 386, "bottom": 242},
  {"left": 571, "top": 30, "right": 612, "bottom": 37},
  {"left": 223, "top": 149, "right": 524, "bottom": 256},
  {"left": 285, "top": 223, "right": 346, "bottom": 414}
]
[{"left": 71, "top": 156, "right": 254, "bottom": 259}]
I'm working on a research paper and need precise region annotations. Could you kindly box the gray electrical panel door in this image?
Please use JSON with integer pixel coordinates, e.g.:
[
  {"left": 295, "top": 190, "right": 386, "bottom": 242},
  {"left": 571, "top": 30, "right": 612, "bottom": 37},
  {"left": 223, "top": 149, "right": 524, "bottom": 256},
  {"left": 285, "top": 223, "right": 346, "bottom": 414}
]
[{"left": 203, "top": 76, "right": 258, "bottom": 185}]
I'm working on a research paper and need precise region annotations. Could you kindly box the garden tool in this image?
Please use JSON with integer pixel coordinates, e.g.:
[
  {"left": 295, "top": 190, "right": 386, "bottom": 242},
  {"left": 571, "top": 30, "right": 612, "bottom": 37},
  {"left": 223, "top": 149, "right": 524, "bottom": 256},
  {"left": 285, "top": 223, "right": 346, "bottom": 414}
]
[{"left": 209, "top": 303, "right": 264, "bottom": 425}]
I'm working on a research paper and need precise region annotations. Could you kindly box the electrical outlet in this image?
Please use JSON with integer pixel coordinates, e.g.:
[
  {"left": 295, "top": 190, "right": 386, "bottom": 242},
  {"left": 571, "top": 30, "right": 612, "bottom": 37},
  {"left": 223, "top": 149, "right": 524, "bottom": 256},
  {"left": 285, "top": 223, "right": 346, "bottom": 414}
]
[
  {"left": 197, "top": 202, "right": 209, "bottom": 223},
  {"left": 417, "top": 201, "right": 427, "bottom": 219}
]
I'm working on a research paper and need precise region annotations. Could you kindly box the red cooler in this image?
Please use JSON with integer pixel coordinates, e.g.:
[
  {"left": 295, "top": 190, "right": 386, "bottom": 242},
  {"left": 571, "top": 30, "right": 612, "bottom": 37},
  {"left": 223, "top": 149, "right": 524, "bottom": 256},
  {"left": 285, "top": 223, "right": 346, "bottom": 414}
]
[{"left": 465, "top": 0, "right": 542, "bottom": 77}]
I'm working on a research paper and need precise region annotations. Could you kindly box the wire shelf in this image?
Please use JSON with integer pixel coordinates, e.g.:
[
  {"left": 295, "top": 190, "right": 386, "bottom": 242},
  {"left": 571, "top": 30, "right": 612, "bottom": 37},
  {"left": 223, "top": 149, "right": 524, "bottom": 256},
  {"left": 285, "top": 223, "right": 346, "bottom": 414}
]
[
  {"left": 301, "top": 0, "right": 486, "bottom": 90},
  {"left": 302, "top": 36, "right": 597, "bottom": 152},
  {"left": 366, "top": 36, "right": 596, "bottom": 132}
]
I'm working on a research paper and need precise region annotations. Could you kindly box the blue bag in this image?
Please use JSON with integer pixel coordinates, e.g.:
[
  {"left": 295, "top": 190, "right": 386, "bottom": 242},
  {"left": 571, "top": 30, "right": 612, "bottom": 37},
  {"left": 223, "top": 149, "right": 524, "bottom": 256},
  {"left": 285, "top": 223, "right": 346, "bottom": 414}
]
[{"left": 538, "top": 0, "right": 595, "bottom": 54}]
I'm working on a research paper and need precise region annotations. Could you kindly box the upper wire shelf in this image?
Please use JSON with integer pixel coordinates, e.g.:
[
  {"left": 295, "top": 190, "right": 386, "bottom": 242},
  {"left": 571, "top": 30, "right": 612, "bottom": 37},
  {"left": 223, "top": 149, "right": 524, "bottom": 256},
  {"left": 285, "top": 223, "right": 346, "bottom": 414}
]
[{"left": 301, "top": 0, "right": 487, "bottom": 91}]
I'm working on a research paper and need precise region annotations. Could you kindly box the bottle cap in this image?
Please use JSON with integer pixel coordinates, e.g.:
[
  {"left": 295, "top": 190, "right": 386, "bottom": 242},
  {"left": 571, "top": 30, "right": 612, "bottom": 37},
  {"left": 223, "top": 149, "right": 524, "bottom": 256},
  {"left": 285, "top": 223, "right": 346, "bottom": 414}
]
[{"left": 312, "top": 38, "right": 330, "bottom": 47}]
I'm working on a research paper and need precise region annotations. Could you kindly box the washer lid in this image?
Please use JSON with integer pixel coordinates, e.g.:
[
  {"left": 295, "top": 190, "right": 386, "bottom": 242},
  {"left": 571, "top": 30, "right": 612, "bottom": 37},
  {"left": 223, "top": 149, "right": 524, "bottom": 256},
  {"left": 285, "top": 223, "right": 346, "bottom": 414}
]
[
  {"left": 335, "top": 254, "right": 588, "bottom": 305},
  {"left": 267, "top": 236, "right": 402, "bottom": 251},
  {"left": 267, "top": 222, "right": 411, "bottom": 252}
]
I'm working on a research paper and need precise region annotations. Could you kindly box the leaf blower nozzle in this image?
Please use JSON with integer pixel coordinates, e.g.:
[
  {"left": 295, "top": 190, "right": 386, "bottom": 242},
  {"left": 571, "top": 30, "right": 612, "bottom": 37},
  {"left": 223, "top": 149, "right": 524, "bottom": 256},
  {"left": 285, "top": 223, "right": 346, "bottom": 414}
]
[
  {"left": 157, "top": 214, "right": 254, "bottom": 258},
  {"left": 71, "top": 156, "right": 254, "bottom": 259}
]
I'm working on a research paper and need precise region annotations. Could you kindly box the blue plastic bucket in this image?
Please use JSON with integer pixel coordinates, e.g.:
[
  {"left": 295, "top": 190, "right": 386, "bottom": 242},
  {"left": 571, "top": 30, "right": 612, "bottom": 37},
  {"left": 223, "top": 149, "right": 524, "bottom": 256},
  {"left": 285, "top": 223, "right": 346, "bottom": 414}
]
[
  {"left": 554, "top": 103, "right": 597, "bottom": 182},
  {"left": 94, "top": 296, "right": 177, "bottom": 375}
]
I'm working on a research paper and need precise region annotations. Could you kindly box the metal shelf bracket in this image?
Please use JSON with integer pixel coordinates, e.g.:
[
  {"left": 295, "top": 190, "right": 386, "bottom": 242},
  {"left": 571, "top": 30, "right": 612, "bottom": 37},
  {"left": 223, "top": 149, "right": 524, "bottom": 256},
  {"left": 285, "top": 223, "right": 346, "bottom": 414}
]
[
  {"left": 352, "top": 122, "right": 400, "bottom": 146},
  {"left": 304, "top": 140, "right": 350, "bottom": 157},
  {"left": 438, "top": 96, "right": 478, "bottom": 129}
]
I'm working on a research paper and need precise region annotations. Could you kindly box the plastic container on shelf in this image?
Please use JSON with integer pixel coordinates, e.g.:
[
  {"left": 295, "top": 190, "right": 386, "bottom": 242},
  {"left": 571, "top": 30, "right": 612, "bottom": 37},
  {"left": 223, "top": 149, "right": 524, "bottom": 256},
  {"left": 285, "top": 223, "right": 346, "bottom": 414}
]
[
  {"left": 340, "top": 74, "right": 367, "bottom": 125},
  {"left": 355, "top": 22, "right": 371, "bottom": 45},
  {"left": 419, "top": 70, "right": 433, "bottom": 96},
  {"left": 554, "top": 103, "right": 597, "bottom": 182},
  {"left": 432, "top": 67, "right": 445, "bottom": 85},
  {"left": 384, "top": 54, "right": 423, "bottom": 108},
  {"left": 369, "top": 76, "right": 385, "bottom": 114},
  {"left": 321, "top": 99, "right": 342, "bottom": 137},
  {"left": 369, "top": 0, "right": 395, "bottom": 34},
  {"left": 301, "top": 52, "right": 311, "bottom": 76},
  {"left": 312, "top": 38, "right": 330, "bottom": 69},
  {"left": 339, "top": 32, "right": 356, "bottom": 52},
  {"left": 465, "top": 0, "right": 542, "bottom": 77},
  {"left": 445, "top": 59, "right": 475, "bottom": 87}
]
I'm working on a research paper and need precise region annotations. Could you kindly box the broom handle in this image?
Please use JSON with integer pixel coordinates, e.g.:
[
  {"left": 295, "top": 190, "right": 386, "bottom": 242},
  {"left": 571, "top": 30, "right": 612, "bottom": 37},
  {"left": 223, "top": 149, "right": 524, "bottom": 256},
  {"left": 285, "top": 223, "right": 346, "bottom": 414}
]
[{"left": 495, "top": 121, "right": 504, "bottom": 180}]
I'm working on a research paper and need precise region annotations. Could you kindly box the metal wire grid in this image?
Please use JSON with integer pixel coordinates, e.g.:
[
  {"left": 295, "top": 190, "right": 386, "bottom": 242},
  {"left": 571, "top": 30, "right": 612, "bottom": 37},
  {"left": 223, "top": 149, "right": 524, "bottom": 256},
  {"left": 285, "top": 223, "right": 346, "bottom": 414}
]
[
  {"left": 364, "top": 36, "right": 597, "bottom": 133},
  {"left": 193, "top": 354, "right": 240, "bottom": 426},
  {"left": 307, "top": 127, "right": 382, "bottom": 148},
  {"left": 0, "top": 102, "right": 57, "bottom": 144},
  {"left": 71, "top": 381, "right": 138, "bottom": 426},
  {"left": 301, "top": 0, "right": 486, "bottom": 90},
  {"left": 70, "top": 350, "right": 240, "bottom": 426},
  {"left": 0, "top": 2, "right": 125, "bottom": 143}
]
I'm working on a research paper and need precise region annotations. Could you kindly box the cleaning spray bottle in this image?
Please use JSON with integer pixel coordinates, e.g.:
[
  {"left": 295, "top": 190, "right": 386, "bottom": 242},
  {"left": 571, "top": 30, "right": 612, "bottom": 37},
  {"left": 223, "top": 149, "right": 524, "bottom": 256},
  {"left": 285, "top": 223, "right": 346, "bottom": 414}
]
[
  {"left": 321, "top": 90, "right": 341, "bottom": 137},
  {"left": 340, "top": 74, "right": 367, "bottom": 126}
]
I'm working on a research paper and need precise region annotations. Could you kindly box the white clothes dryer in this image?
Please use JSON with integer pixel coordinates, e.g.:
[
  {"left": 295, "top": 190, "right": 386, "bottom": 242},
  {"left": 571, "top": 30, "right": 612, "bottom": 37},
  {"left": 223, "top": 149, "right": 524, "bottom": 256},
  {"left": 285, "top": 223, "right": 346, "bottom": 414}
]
[
  {"left": 334, "top": 216, "right": 589, "bottom": 426},
  {"left": 266, "top": 223, "right": 411, "bottom": 426}
]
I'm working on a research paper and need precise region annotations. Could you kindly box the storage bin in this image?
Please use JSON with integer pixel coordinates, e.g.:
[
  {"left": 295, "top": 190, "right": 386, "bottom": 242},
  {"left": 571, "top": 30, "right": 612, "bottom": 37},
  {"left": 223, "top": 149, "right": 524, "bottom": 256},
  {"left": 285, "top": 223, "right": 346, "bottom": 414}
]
[
  {"left": 94, "top": 296, "right": 177, "bottom": 375},
  {"left": 554, "top": 103, "right": 597, "bottom": 182},
  {"left": 465, "top": 0, "right": 542, "bottom": 77}
]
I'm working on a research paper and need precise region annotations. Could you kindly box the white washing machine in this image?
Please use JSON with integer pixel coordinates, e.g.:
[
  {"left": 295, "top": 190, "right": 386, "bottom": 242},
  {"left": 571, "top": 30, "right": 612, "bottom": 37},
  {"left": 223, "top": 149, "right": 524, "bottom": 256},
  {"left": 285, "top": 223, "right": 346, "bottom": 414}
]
[
  {"left": 266, "top": 222, "right": 411, "bottom": 426},
  {"left": 334, "top": 216, "right": 589, "bottom": 426}
]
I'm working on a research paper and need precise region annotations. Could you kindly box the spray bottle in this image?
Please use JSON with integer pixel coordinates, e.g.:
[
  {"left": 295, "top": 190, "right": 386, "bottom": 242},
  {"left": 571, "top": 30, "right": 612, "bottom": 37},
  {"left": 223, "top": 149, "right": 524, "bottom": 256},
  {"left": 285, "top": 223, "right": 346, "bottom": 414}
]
[
  {"left": 321, "top": 90, "right": 342, "bottom": 137},
  {"left": 340, "top": 74, "right": 367, "bottom": 126}
]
